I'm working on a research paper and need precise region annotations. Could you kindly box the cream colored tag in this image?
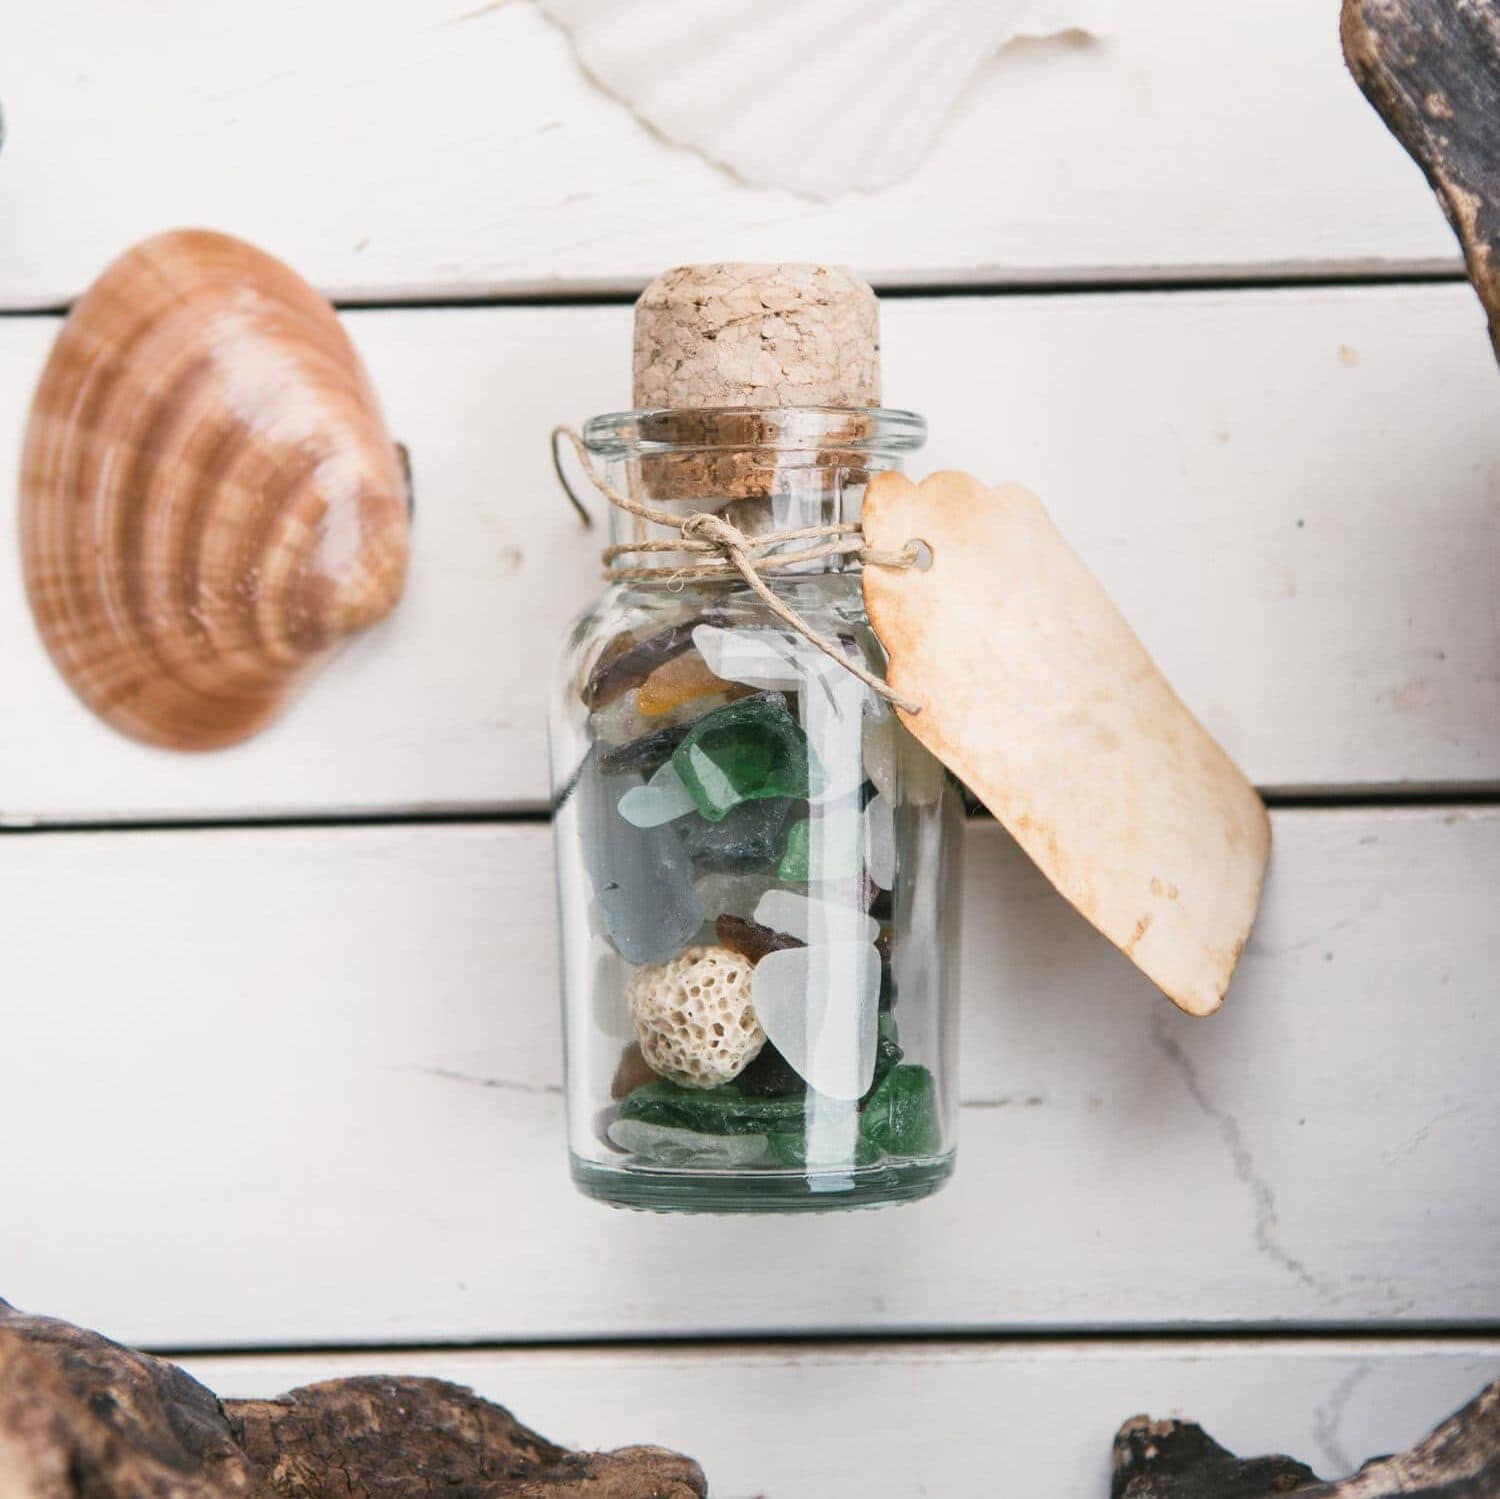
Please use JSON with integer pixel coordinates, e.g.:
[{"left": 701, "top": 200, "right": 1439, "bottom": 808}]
[{"left": 861, "top": 470, "right": 1270, "bottom": 1017}]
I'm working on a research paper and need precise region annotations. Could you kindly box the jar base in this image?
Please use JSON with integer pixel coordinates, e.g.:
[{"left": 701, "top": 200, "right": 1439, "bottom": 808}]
[{"left": 570, "top": 1152, "right": 955, "bottom": 1214}]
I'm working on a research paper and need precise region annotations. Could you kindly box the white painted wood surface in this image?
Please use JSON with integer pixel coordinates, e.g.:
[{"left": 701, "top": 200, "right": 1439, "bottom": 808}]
[
  {"left": 3, "top": 284, "right": 1496, "bottom": 824},
  {"left": 0, "top": 0, "right": 1460, "bottom": 308},
  {"left": 174, "top": 1341, "right": 1499, "bottom": 1498},
  {"left": 4, "top": 809, "right": 1495, "bottom": 1349}
]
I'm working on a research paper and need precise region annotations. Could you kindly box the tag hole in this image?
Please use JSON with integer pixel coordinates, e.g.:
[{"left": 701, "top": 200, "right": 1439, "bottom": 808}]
[{"left": 908, "top": 538, "right": 934, "bottom": 572}]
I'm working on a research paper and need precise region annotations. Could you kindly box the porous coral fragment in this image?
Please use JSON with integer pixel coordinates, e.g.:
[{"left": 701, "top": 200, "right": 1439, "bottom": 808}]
[{"left": 627, "top": 945, "right": 765, "bottom": 1089}]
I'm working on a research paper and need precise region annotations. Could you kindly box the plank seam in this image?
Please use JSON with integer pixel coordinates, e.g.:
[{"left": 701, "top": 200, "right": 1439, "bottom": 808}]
[
  {"left": 1, "top": 792, "right": 1496, "bottom": 836},
  {"left": 0, "top": 269, "right": 1471, "bottom": 319},
  {"left": 140, "top": 1325, "right": 1500, "bottom": 1362}
]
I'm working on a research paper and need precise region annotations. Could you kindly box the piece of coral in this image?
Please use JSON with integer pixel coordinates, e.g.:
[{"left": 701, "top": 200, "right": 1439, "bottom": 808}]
[{"left": 627, "top": 945, "right": 765, "bottom": 1088}]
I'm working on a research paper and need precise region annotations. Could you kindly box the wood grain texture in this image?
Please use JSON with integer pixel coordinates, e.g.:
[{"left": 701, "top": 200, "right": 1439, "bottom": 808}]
[
  {"left": 176, "top": 1342, "right": 1500, "bottom": 1499},
  {"left": 2, "top": 284, "right": 1497, "bottom": 824},
  {"left": 0, "top": 809, "right": 1495, "bottom": 1348},
  {"left": 0, "top": 0, "right": 1461, "bottom": 307}
]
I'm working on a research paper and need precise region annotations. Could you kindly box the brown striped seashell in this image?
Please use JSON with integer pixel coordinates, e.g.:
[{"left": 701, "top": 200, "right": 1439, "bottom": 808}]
[{"left": 20, "top": 229, "right": 410, "bottom": 751}]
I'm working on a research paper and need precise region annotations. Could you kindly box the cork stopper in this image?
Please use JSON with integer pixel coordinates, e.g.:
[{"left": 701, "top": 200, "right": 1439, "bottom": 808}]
[
  {"left": 628, "top": 264, "right": 881, "bottom": 503},
  {"left": 632, "top": 263, "right": 881, "bottom": 410}
]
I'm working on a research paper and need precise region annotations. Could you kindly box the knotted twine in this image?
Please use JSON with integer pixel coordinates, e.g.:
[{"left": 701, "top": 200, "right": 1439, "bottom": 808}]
[{"left": 551, "top": 426, "right": 923, "bottom": 713}]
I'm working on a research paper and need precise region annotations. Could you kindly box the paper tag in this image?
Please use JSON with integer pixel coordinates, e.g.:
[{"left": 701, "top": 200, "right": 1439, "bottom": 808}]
[{"left": 861, "top": 470, "right": 1270, "bottom": 1017}]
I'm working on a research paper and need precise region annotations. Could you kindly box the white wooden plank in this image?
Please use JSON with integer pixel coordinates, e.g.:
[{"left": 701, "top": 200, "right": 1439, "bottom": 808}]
[
  {"left": 2, "top": 808, "right": 1496, "bottom": 1348},
  {"left": 176, "top": 1341, "right": 1500, "bottom": 1498},
  {"left": 0, "top": 0, "right": 1461, "bottom": 307},
  {"left": 2, "top": 283, "right": 1497, "bottom": 824}
]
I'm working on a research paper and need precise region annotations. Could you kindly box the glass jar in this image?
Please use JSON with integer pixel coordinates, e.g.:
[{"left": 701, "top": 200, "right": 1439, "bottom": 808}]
[{"left": 550, "top": 407, "right": 961, "bottom": 1212}]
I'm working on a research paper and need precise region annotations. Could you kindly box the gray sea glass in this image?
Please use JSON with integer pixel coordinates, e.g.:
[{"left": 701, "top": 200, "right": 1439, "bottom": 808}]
[
  {"left": 577, "top": 748, "right": 703, "bottom": 965},
  {"left": 679, "top": 794, "right": 797, "bottom": 872}
]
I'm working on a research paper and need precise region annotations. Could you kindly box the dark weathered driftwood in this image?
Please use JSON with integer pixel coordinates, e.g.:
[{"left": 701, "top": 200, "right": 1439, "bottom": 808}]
[
  {"left": 1342, "top": 0, "right": 1500, "bottom": 359},
  {"left": 1113, "top": 1378, "right": 1500, "bottom": 1497},
  {"left": 0, "top": 1301, "right": 706, "bottom": 1498}
]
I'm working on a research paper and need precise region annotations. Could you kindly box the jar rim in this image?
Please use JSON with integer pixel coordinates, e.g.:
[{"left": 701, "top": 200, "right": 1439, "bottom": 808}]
[{"left": 580, "top": 406, "right": 927, "bottom": 457}]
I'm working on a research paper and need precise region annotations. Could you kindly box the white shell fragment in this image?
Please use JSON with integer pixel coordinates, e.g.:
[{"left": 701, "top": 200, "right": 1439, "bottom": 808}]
[
  {"left": 627, "top": 945, "right": 765, "bottom": 1087},
  {"left": 861, "top": 470, "right": 1271, "bottom": 1017},
  {"left": 754, "top": 888, "right": 880, "bottom": 945},
  {"left": 536, "top": 0, "right": 1111, "bottom": 198},
  {"left": 751, "top": 941, "right": 880, "bottom": 1100},
  {"left": 617, "top": 760, "right": 696, "bottom": 827}
]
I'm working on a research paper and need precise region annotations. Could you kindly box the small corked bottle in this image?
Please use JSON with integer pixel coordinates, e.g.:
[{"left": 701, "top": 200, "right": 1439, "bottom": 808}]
[{"left": 550, "top": 264, "right": 961, "bottom": 1212}]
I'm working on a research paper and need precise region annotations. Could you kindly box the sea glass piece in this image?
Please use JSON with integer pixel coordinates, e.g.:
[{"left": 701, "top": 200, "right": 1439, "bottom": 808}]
[
  {"left": 608, "top": 1117, "right": 771, "bottom": 1166},
  {"left": 864, "top": 793, "right": 896, "bottom": 889},
  {"left": 802, "top": 651, "right": 869, "bottom": 807},
  {"left": 714, "top": 912, "right": 803, "bottom": 964},
  {"left": 692, "top": 624, "right": 804, "bottom": 691},
  {"left": 753, "top": 888, "right": 879, "bottom": 945},
  {"left": 611, "top": 1042, "right": 657, "bottom": 1099},
  {"left": 619, "top": 1079, "right": 806, "bottom": 1135},
  {"left": 767, "top": 1126, "right": 877, "bottom": 1168},
  {"left": 692, "top": 871, "right": 771, "bottom": 923},
  {"left": 618, "top": 759, "right": 697, "bottom": 828},
  {"left": 696, "top": 624, "right": 872, "bottom": 806},
  {"left": 776, "top": 808, "right": 865, "bottom": 882},
  {"left": 862, "top": 707, "right": 899, "bottom": 805},
  {"left": 671, "top": 694, "right": 814, "bottom": 822},
  {"left": 585, "top": 618, "right": 705, "bottom": 708},
  {"left": 859, "top": 1064, "right": 942, "bottom": 1158},
  {"left": 751, "top": 940, "right": 880, "bottom": 1101},
  {"left": 637, "top": 648, "right": 726, "bottom": 716},
  {"left": 867, "top": 1012, "right": 903, "bottom": 1098},
  {"left": 680, "top": 794, "right": 797, "bottom": 873},
  {"left": 577, "top": 749, "right": 703, "bottom": 965},
  {"left": 736, "top": 1039, "right": 807, "bottom": 1097},
  {"left": 597, "top": 716, "right": 692, "bottom": 776},
  {"left": 862, "top": 705, "right": 946, "bottom": 807},
  {"left": 590, "top": 689, "right": 651, "bottom": 748}
]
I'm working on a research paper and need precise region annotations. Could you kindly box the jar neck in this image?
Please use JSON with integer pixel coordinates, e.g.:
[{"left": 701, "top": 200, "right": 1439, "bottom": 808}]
[{"left": 581, "top": 407, "right": 926, "bottom": 578}]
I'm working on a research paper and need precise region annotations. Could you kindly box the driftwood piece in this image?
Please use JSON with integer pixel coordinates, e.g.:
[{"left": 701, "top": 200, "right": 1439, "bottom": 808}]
[
  {"left": 0, "top": 1301, "right": 706, "bottom": 1499},
  {"left": 1113, "top": 1378, "right": 1500, "bottom": 1497},
  {"left": 1342, "top": 0, "right": 1500, "bottom": 360}
]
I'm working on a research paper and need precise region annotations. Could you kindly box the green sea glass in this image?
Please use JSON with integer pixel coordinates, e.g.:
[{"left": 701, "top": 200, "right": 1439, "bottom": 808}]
[
  {"left": 859, "top": 1064, "right": 942, "bottom": 1158},
  {"left": 619, "top": 1079, "right": 806, "bottom": 1136},
  {"left": 866, "top": 1013, "right": 903, "bottom": 1099},
  {"left": 671, "top": 696, "right": 814, "bottom": 823},
  {"left": 766, "top": 1130, "right": 879, "bottom": 1169},
  {"left": 776, "top": 809, "right": 865, "bottom": 882}
]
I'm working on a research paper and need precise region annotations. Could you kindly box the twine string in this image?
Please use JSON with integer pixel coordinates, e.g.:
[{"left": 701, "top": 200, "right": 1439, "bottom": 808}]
[{"left": 551, "top": 425, "right": 922, "bottom": 713}]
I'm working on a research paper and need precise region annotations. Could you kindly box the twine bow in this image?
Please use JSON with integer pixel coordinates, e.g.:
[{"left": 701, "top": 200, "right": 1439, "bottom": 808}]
[{"left": 551, "top": 426, "right": 922, "bottom": 713}]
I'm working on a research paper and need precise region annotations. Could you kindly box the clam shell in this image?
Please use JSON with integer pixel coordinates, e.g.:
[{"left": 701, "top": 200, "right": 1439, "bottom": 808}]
[
  {"left": 20, "top": 230, "right": 410, "bottom": 751},
  {"left": 536, "top": 0, "right": 1110, "bottom": 197}
]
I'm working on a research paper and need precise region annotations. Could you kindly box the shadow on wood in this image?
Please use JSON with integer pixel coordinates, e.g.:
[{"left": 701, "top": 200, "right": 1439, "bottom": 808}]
[
  {"left": 1114, "top": 1378, "right": 1500, "bottom": 1496},
  {"left": 0, "top": 1300, "right": 705, "bottom": 1498},
  {"left": 1342, "top": 0, "right": 1500, "bottom": 360}
]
